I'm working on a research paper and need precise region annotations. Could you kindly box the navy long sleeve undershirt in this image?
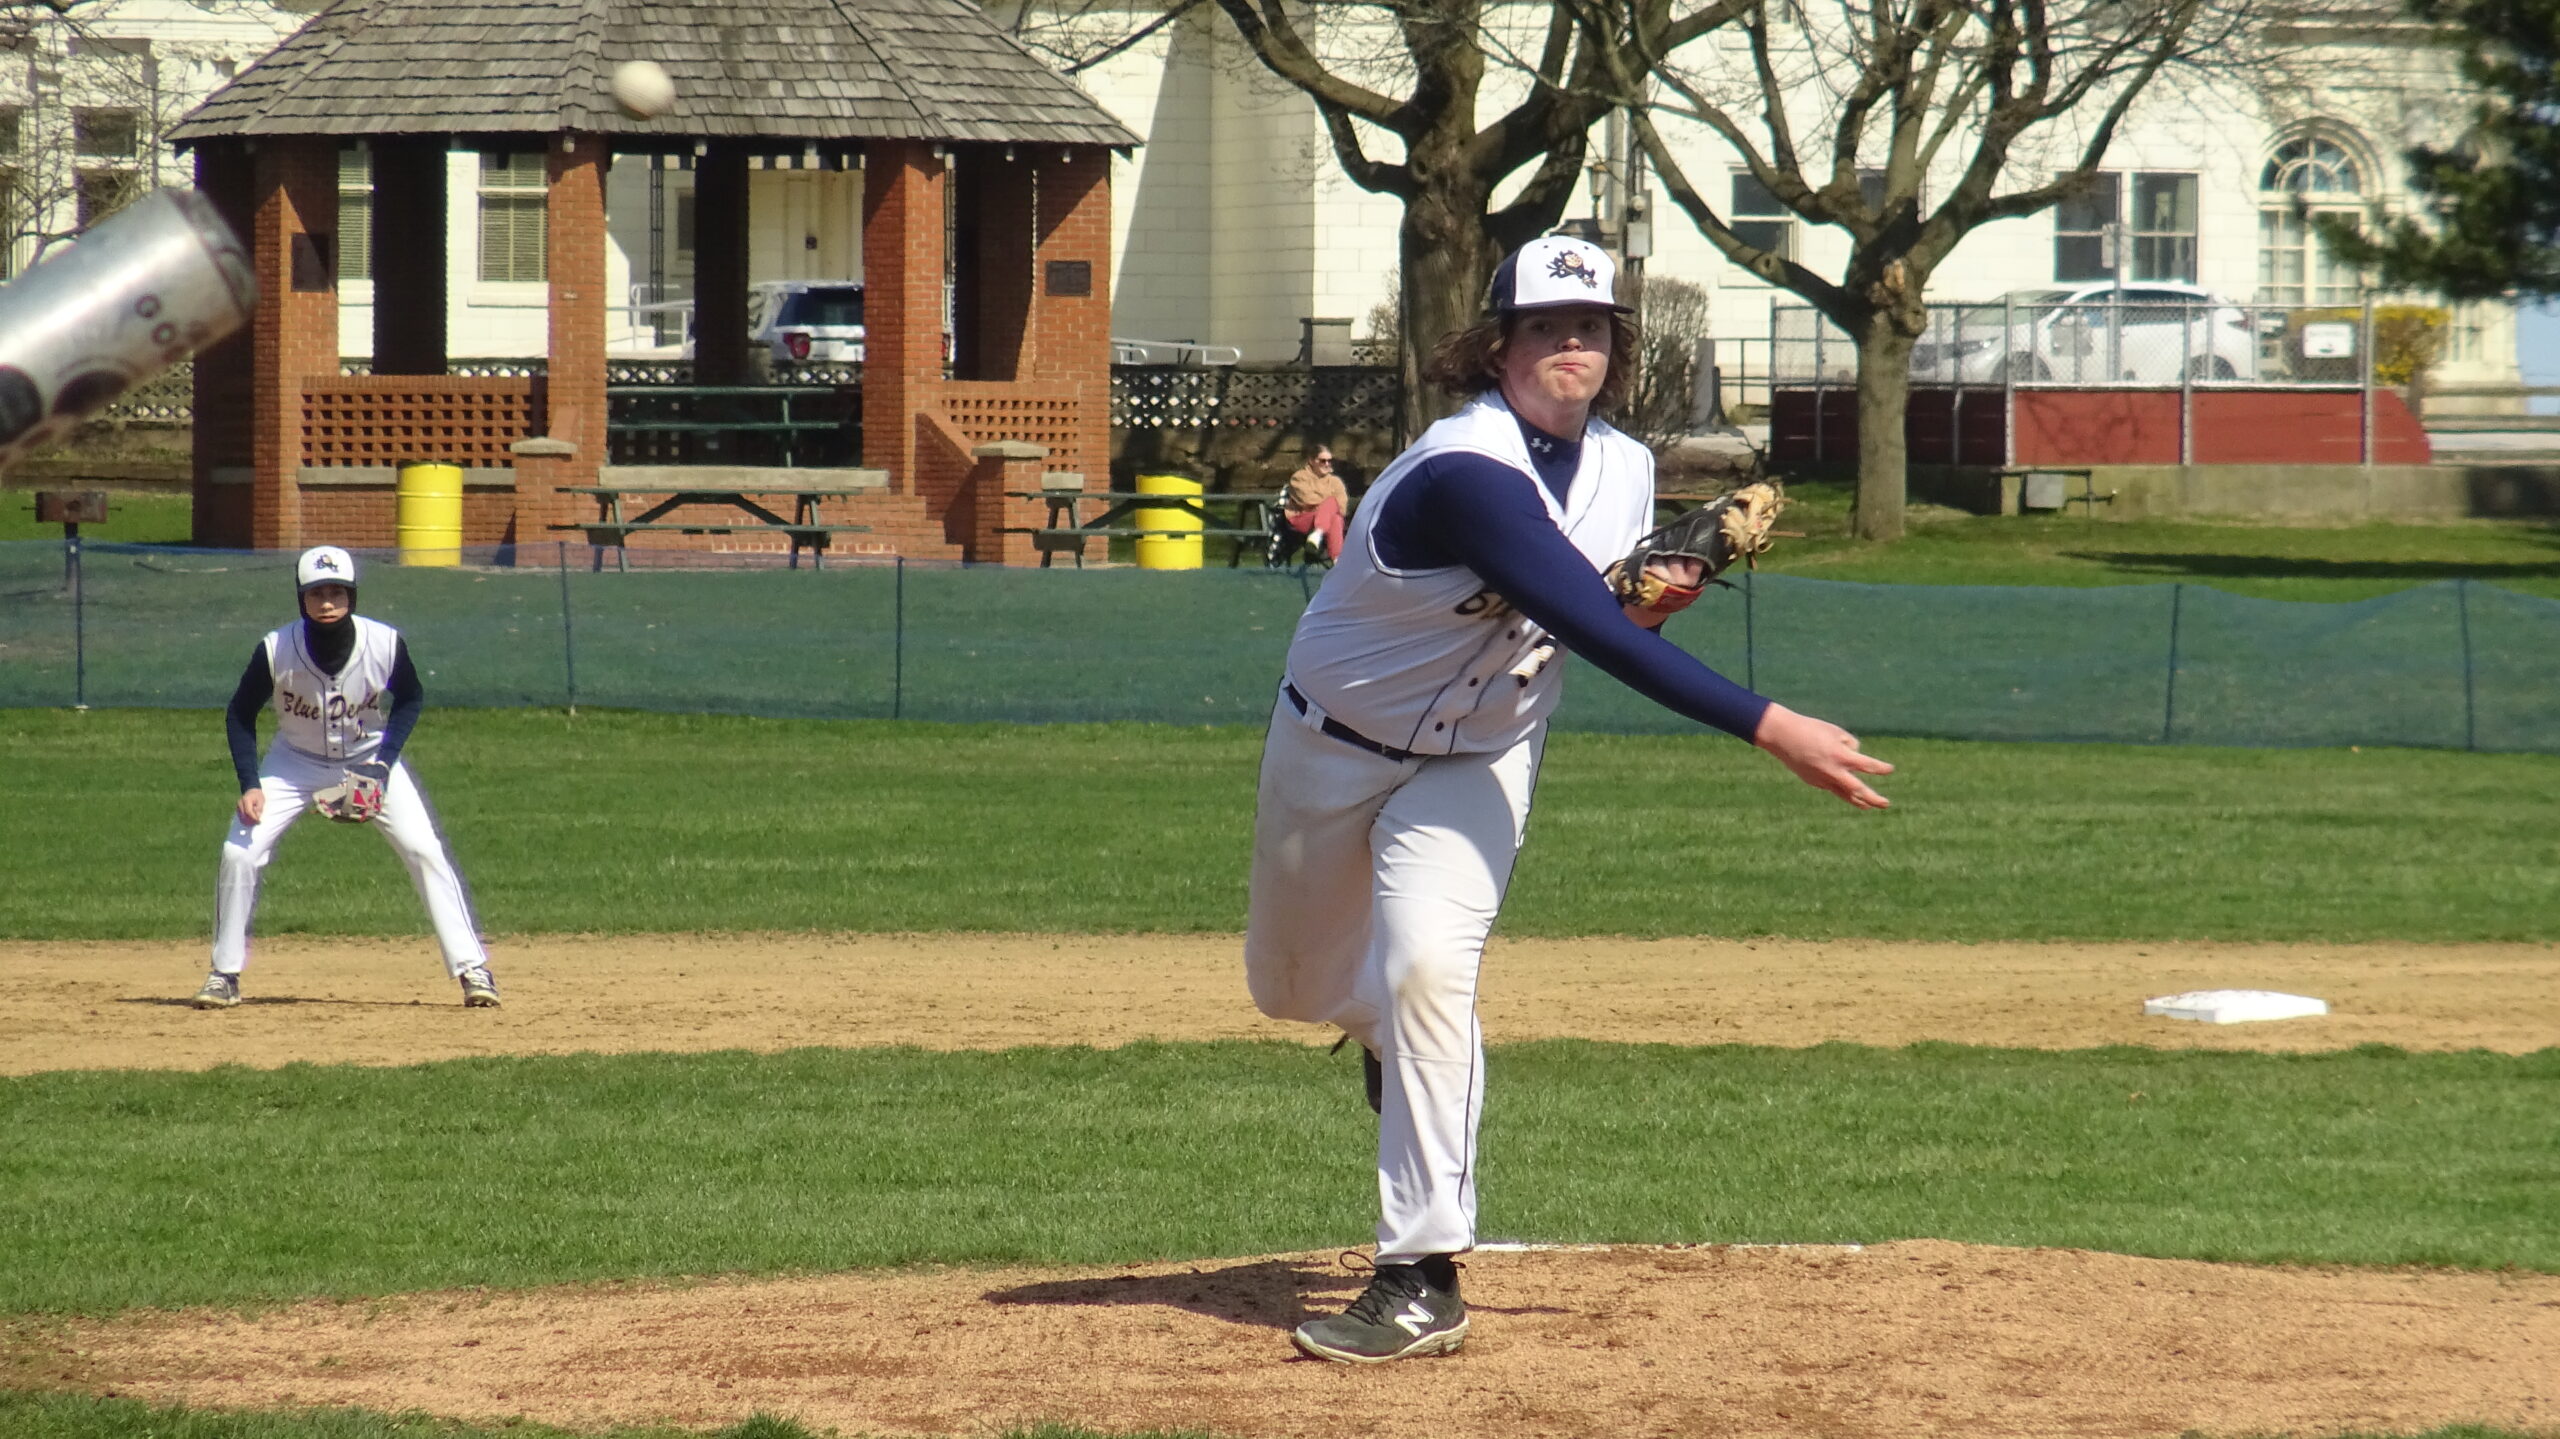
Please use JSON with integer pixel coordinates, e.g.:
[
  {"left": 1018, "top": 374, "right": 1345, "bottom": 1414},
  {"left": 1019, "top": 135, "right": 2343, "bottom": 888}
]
[
  {"left": 1369, "top": 437, "right": 1773, "bottom": 742},
  {"left": 224, "top": 628, "right": 424, "bottom": 790}
]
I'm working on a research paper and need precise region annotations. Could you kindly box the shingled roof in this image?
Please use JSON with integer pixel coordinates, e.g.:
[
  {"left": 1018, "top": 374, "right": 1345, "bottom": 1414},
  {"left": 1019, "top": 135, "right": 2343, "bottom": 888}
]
[{"left": 171, "top": 0, "right": 1140, "bottom": 149}]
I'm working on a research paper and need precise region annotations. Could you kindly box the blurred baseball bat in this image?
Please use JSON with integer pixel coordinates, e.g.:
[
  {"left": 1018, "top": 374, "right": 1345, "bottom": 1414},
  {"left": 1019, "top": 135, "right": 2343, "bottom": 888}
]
[{"left": 0, "top": 187, "right": 257, "bottom": 474}]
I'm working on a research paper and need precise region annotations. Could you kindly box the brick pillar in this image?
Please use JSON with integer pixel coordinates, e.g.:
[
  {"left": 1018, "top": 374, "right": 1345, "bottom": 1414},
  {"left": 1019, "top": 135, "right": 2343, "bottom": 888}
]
[
  {"left": 370, "top": 136, "right": 448, "bottom": 375},
  {"left": 519, "top": 133, "right": 609, "bottom": 544},
  {"left": 953, "top": 145, "right": 1033, "bottom": 382},
  {"left": 190, "top": 140, "right": 255, "bottom": 548},
  {"left": 963, "top": 440, "right": 1048, "bottom": 564},
  {"left": 693, "top": 144, "right": 751, "bottom": 386},
  {"left": 1030, "top": 147, "right": 1113, "bottom": 486},
  {"left": 862, "top": 140, "right": 948, "bottom": 492},
  {"left": 248, "top": 135, "right": 339, "bottom": 552}
]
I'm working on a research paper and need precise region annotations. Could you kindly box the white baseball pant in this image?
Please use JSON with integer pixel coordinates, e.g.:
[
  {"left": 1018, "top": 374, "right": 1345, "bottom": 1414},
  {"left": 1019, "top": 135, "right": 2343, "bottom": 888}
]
[
  {"left": 1245, "top": 691, "right": 1543, "bottom": 1264},
  {"left": 211, "top": 745, "right": 487, "bottom": 978}
]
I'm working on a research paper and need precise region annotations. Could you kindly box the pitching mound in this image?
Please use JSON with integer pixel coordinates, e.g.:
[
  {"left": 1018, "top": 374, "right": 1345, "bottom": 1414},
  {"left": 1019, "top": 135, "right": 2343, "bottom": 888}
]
[{"left": 35, "top": 1242, "right": 2558, "bottom": 1438}]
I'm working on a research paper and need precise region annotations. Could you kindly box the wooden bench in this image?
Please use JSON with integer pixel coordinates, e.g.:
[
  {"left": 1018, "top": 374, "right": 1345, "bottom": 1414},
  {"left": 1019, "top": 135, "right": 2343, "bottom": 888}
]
[{"left": 604, "top": 384, "right": 851, "bottom": 467}]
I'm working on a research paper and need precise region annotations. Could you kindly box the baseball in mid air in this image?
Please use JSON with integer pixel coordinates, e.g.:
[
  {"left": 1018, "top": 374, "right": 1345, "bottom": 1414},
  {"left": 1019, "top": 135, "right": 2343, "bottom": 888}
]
[{"left": 610, "top": 60, "right": 676, "bottom": 120}]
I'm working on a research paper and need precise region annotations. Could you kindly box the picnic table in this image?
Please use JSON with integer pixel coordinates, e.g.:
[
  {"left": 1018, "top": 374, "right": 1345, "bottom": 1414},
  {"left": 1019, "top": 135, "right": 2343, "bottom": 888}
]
[
  {"left": 1002, "top": 481, "right": 1278, "bottom": 568},
  {"left": 552, "top": 477, "right": 885, "bottom": 570}
]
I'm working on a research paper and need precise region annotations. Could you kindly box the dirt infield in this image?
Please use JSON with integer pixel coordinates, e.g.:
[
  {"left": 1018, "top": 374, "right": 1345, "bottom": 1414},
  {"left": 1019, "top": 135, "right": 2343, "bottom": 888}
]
[
  {"left": 13, "top": 933, "right": 2558, "bottom": 1439},
  {"left": 8, "top": 933, "right": 2555, "bottom": 1074}
]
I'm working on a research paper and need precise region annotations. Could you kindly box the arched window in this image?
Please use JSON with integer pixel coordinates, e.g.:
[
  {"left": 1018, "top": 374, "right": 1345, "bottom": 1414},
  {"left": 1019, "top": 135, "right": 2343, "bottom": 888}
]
[
  {"left": 2260, "top": 138, "right": 2363, "bottom": 196},
  {"left": 2257, "top": 133, "right": 2367, "bottom": 305}
]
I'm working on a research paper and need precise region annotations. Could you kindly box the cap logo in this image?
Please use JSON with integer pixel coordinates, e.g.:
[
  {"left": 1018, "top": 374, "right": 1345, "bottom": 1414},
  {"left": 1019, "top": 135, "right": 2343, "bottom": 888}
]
[
  {"left": 312, "top": 554, "right": 340, "bottom": 574},
  {"left": 1546, "top": 249, "right": 1601, "bottom": 289}
]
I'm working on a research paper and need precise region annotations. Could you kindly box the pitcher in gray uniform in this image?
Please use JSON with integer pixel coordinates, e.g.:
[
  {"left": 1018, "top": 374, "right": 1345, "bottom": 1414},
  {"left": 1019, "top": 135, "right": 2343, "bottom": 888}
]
[{"left": 193, "top": 545, "right": 498, "bottom": 1010}]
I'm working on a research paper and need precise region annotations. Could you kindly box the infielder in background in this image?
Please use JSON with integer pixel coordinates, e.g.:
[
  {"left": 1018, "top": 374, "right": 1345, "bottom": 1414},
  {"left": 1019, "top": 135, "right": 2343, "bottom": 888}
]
[
  {"left": 1248, "top": 235, "right": 1891, "bottom": 1364},
  {"left": 192, "top": 545, "right": 499, "bottom": 1010}
]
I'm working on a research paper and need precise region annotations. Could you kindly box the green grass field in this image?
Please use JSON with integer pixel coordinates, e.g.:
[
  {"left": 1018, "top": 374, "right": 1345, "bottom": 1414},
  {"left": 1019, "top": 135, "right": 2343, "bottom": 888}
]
[
  {"left": 2, "top": 1042, "right": 2551, "bottom": 1315},
  {"left": 1758, "top": 481, "right": 2560, "bottom": 599},
  {"left": 0, "top": 488, "right": 193, "bottom": 546},
  {"left": 1, "top": 709, "right": 2550, "bottom": 942}
]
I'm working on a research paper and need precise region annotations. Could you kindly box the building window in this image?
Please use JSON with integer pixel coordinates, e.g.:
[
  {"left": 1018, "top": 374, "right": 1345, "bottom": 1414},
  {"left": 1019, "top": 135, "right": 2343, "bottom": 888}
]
[
  {"left": 1730, "top": 172, "right": 1792, "bottom": 260},
  {"left": 2054, "top": 172, "right": 2198, "bottom": 283},
  {"left": 72, "top": 109, "right": 139, "bottom": 159},
  {"left": 0, "top": 108, "right": 20, "bottom": 156},
  {"left": 477, "top": 152, "right": 547, "bottom": 283},
  {"left": 75, "top": 169, "right": 142, "bottom": 230},
  {"left": 674, "top": 189, "right": 696, "bottom": 259},
  {"left": 2257, "top": 134, "right": 2365, "bottom": 305},
  {"left": 2131, "top": 174, "right": 2198, "bottom": 284},
  {"left": 2054, "top": 174, "right": 2118, "bottom": 281},
  {"left": 338, "top": 147, "right": 371, "bottom": 281}
]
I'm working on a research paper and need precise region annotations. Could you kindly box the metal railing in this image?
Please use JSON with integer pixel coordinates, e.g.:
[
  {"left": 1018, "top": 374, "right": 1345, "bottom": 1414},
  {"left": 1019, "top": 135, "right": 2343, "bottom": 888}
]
[{"left": 1772, "top": 296, "right": 2388, "bottom": 390}]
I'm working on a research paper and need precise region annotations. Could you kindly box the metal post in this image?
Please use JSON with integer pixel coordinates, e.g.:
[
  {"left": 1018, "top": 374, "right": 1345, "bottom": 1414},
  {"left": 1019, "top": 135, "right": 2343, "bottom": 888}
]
[
  {"left": 2161, "top": 582, "right": 2183, "bottom": 744},
  {"left": 893, "top": 554, "right": 906, "bottom": 720},
  {"left": 2179, "top": 301, "right": 2195, "bottom": 466},
  {"left": 1743, "top": 567, "right": 1757, "bottom": 691},
  {"left": 68, "top": 528, "right": 85, "bottom": 711},
  {"left": 1811, "top": 312, "right": 1826, "bottom": 464},
  {"left": 2457, "top": 577, "right": 2477, "bottom": 752},
  {"left": 2360, "top": 293, "right": 2377, "bottom": 468},
  {"left": 2002, "top": 292, "right": 2018, "bottom": 469},
  {"left": 556, "top": 540, "right": 578, "bottom": 716}
]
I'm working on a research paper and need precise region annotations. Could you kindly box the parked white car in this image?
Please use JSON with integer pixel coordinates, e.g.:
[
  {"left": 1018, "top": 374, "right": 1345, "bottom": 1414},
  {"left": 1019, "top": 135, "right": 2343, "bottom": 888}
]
[
  {"left": 748, "top": 280, "right": 868, "bottom": 365},
  {"left": 1911, "top": 282, "right": 2260, "bottom": 383}
]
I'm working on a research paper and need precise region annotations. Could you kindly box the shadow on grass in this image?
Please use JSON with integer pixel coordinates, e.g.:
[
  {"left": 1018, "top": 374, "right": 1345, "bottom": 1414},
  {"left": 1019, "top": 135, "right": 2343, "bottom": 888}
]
[{"left": 2061, "top": 550, "right": 2560, "bottom": 584}]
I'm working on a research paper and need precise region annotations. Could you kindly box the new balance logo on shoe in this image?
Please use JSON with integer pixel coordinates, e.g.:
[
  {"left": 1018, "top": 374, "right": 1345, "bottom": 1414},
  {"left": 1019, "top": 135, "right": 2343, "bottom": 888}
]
[{"left": 1291, "top": 1261, "right": 1467, "bottom": 1363}]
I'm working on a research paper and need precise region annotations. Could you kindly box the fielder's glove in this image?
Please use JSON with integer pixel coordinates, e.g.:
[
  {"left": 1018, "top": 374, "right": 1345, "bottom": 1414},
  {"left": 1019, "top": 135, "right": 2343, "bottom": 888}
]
[
  {"left": 312, "top": 760, "right": 389, "bottom": 824},
  {"left": 1604, "top": 481, "right": 1787, "bottom": 616}
]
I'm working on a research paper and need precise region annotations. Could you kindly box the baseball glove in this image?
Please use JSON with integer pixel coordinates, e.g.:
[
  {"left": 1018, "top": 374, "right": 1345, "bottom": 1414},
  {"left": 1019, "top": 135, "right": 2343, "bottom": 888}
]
[
  {"left": 1605, "top": 482, "right": 1787, "bottom": 615},
  {"left": 311, "top": 761, "right": 389, "bottom": 825}
]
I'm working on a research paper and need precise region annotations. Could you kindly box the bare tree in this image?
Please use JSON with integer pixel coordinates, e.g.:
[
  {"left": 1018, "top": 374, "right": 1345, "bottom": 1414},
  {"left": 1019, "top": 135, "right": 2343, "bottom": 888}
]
[
  {"left": 1622, "top": 273, "right": 1714, "bottom": 451},
  {"left": 0, "top": 2, "right": 276, "bottom": 272},
  {"left": 1197, "top": 0, "right": 1761, "bottom": 433},
  {"left": 1569, "top": 0, "right": 2261, "bottom": 539}
]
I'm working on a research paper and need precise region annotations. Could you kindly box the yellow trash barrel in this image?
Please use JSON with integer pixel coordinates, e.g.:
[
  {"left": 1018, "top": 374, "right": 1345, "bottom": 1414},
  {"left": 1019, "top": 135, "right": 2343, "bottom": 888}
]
[
  {"left": 396, "top": 462, "right": 464, "bottom": 567},
  {"left": 1133, "top": 473, "right": 1204, "bottom": 571}
]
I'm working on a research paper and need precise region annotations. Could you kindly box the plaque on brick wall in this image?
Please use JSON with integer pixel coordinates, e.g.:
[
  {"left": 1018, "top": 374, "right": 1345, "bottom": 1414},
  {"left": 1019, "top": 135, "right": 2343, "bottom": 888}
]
[{"left": 1045, "top": 260, "right": 1092, "bottom": 297}]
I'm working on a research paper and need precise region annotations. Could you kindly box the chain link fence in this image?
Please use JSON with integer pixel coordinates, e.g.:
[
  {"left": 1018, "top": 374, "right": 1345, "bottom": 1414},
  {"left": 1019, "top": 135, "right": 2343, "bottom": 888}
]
[
  {"left": 1774, "top": 295, "right": 2426, "bottom": 389},
  {"left": 3, "top": 541, "right": 2551, "bottom": 752}
]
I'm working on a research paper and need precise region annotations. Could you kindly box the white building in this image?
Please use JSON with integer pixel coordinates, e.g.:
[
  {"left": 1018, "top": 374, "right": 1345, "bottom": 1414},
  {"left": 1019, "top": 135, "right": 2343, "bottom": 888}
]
[
  {"left": 1044, "top": 4, "right": 2521, "bottom": 403},
  {"left": 68, "top": 0, "right": 2520, "bottom": 405}
]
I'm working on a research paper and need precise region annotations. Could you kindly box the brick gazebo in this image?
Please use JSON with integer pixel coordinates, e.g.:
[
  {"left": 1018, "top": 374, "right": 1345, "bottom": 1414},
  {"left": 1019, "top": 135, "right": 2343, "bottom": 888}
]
[{"left": 170, "top": 0, "right": 1137, "bottom": 564}]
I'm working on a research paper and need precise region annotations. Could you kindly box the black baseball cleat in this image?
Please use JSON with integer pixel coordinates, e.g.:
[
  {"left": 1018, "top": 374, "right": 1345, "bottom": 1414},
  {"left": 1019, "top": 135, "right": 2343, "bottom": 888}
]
[
  {"left": 1292, "top": 1259, "right": 1467, "bottom": 1363},
  {"left": 458, "top": 965, "right": 502, "bottom": 1008}
]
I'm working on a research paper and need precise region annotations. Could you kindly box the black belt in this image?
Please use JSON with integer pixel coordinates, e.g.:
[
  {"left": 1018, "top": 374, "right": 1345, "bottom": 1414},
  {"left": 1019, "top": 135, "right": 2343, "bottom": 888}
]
[{"left": 1285, "top": 682, "right": 1420, "bottom": 763}]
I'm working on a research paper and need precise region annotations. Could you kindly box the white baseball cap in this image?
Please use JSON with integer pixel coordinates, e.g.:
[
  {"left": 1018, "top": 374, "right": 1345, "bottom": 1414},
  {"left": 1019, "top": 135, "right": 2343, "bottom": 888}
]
[
  {"left": 295, "top": 545, "right": 357, "bottom": 591},
  {"left": 1487, "top": 235, "right": 1633, "bottom": 315}
]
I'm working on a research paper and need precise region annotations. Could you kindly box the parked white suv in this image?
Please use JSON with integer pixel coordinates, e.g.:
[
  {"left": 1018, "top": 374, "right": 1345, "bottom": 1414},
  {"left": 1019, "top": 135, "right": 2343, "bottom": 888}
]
[
  {"left": 1912, "top": 282, "right": 2259, "bottom": 383},
  {"left": 749, "top": 280, "right": 867, "bottom": 366}
]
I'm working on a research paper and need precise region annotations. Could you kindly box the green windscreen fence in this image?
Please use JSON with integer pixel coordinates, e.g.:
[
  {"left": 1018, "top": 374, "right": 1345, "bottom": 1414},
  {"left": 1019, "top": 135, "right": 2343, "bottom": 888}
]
[{"left": 2, "top": 541, "right": 2552, "bottom": 751}]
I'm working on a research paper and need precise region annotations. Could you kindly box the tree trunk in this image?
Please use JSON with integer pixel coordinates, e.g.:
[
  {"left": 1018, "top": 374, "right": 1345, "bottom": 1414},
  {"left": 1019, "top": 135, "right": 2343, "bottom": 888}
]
[
  {"left": 1398, "top": 179, "right": 1497, "bottom": 440},
  {"left": 1851, "top": 318, "right": 1915, "bottom": 542}
]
